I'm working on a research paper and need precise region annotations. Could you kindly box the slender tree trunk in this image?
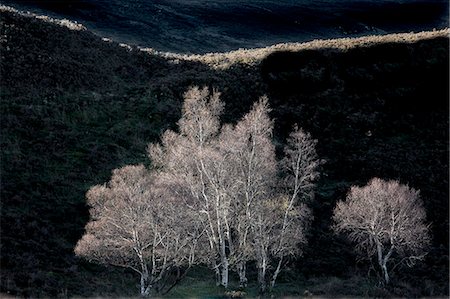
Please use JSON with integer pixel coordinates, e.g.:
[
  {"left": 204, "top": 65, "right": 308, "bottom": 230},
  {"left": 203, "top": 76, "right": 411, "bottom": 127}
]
[
  {"left": 270, "top": 257, "right": 283, "bottom": 289},
  {"left": 140, "top": 271, "right": 151, "bottom": 297},
  {"left": 221, "top": 255, "right": 229, "bottom": 288},
  {"left": 219, "top": 229, "right": 229, "bottom": 288},
  {"left": 381, "top": 262, "right": 389, "bottom": 285},
  {"left": 214, "top": 264, "right": 221, "bottom": 286},
  {"left": 376, "top": 241, "right": 390, "bottom": 285},
  {"left": 382, "top": 244, "right": 394, "bottom": 285},
  {"left": 140, "top": 273, "right": 146, "bottom": 297},
  {"left": 238, "top": 262, "right": 248, "bottom": 288},
  {"left": 258, "top": 258, "right": 267, "bottom": 294},
  {"left": 139, "top": 257, "right": 148, "bottom": 297}
]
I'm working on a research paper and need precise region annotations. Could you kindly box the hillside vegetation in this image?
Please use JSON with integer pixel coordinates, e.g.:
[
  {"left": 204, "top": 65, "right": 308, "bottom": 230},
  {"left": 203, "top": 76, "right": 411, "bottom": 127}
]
[{"left": 1, "top": 6, "right": 448, "bottom": 298}]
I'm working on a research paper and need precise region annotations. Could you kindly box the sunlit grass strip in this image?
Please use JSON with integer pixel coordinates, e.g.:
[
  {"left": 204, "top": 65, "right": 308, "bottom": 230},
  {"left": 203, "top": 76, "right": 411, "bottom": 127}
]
[
  {"left": 144, "top": 29, "right": 450, "bottom": 69},
  {"left": 0, "top": 5, "right": 86, "bottom": 31},
  {"left": 1, "top": 4, "right": 447, "bottom": 70}
]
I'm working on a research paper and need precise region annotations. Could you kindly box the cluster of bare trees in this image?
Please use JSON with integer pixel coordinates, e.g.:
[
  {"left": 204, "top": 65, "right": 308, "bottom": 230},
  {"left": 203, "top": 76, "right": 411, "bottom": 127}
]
[
  {"left": 147, "top": 87, "right": 320, "bottom": 293},
  {"left": 75, "top": 86, "right": 431, "bottom": 297}
]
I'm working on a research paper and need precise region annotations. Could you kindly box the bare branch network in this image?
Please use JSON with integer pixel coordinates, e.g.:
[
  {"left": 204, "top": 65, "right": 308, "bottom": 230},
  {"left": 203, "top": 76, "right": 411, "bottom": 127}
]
[
  {"left": 333, "top": 178, "right": 431, "bottom": 285},
  {"left": 75, "top": 87, "right": 430, "bottom": 296}
]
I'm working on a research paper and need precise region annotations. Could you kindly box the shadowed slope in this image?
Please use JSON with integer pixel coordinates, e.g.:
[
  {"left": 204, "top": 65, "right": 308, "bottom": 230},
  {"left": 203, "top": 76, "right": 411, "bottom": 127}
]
[
  {"left": 0, "top": 7, "right": 448, "bottom": 297},
  {"left": 2, "top": 0, "right": 448, "bottom": 53}
]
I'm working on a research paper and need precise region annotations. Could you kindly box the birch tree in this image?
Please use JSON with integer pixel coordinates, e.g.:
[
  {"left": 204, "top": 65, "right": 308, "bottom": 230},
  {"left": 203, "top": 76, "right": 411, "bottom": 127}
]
[
  {"left": 250, "top": 196, "right": 311, "bottom": 293},
  {"left": 223, "top": 97, "right": 278, "bottom": 287},
  {"left": 148, "top": 87, "right": 236, "bottom": 288},
  {"left": 74, "top": 165, "right": 199, "bottom": 297},
  {"left": 250, "top": 126, "right": 320, "bottom": 293},
  {"left": 148, "top": 87, "right": 321, "bottom": 292},
  {"left": 333, "top": 178, "right": 431, "bottom": 285}
]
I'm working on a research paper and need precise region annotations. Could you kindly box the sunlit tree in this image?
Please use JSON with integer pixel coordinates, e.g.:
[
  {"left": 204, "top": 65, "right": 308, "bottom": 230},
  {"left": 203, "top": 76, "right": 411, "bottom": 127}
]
[
  {"left": 250, "top": 126, "right": 320, "bottom": 293},
  {"left": 75, "top": 165, "right": 200, "bottom": 297},
  {"left": 148, "top": 87, "right": 235, "bottom": 288},
  {"left": 149, "top": 87, "right": 320, "bottom": 292},
  {"left": 333, "top": 178, "right": 431, "bottom": 284}
]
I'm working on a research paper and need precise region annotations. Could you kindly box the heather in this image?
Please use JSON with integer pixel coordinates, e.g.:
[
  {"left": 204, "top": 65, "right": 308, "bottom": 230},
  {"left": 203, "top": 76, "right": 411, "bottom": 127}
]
[{"left": 1, "top": 7, "right": 448, "bottom": 298}]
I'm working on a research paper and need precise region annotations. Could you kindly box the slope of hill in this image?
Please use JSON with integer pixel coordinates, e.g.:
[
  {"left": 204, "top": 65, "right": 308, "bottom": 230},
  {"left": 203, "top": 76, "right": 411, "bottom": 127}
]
[
  {"left": 1, "top": 6, "right": 448, "bottom": 298},
  {"left": 3, "top": 0, "right": 449, "bottom": 53}
]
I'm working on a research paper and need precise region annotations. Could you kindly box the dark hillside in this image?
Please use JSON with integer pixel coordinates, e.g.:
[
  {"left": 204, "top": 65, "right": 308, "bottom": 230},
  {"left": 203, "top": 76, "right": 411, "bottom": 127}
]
[
  {"left": 3, "top": 0, "right": 448, "bottom": 53},
  {"left": 261, "top": 39, "right": 449, "bottom": 290},
  {"left": 1, "top": 7, "right": 448, "bottom": 297}
]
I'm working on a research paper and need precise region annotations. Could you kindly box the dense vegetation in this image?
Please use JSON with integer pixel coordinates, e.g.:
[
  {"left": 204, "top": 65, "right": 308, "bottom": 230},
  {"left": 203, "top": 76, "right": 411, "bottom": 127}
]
[{"left": 1, "top": 7, "right": 448, "bottom": 298}]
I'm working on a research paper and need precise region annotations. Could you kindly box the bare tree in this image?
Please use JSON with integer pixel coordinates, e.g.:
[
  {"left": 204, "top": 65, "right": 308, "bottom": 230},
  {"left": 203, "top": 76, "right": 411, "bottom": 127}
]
[
  {"left": 75, "top": 165, "right": 199, "bottom": 297},
  {"left": 148, "top": 87, "right": 235, "bottom": 288},
  {"left": 333, "top": 178, "right": 431, "bottom": 285},
  {"left": 280, "top": 126, "right": 321, "bottom": 204},
  {"left": 250, "top": 196, "right": 311, "bottom": 293},
  {"left": 222, "top": 97, "right": 278, "bottom": 288},
  {"left": 75, "top": 86, "right": 321, "bottom": 295},
  {"left": 148, "top": 87, "right": 321, "bottom": 292},
  {"left": 250, "top": 126, "right": 320, "bottom": 294}
]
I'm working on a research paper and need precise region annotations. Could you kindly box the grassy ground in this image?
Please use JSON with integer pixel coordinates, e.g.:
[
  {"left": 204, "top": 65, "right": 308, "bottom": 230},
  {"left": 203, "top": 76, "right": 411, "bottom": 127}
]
[{"left": 1, "top": 6, "right": 448, "bottom": 298}]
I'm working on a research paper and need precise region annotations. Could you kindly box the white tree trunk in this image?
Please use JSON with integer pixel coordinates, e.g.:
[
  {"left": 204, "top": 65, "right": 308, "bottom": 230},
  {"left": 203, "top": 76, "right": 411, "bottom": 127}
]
[
  {"left": 381, "top": 262, "right": 390, "bottom": 285},
  {"left": 140, "top": 271, "right": 152, "bottom": 297},
  {"left": 376, "top": 241, "right": 392, "bottom": 285},
  {"left": 221, "top": 255, "right": 229, "bottom": 288},
  {"left": 140, "top": 273, "right": 146, "bottom": 297},
  {"left": 214, "top": 264, "right": 221, "bottom": 286},
  {"left": 257, "top": 258, "right": 267, "bottom": 294},
  {"left": 138, "top": 254, "right": 153, "bottom": 297},
  {"left": 238, "top": 262, "right": 248, "bottom": 288},
  {"left": 270, "top": 257, "right": 283, "bottom": 288},
  {"left": 218, "top": 224, "right": 229, "bottom": 288},
  {"left": 381, "top": 244, "right": 394, "bottom": 285}
]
